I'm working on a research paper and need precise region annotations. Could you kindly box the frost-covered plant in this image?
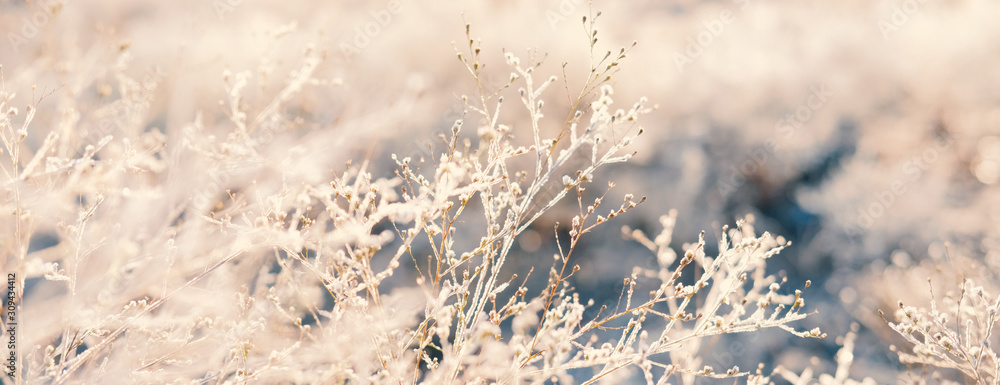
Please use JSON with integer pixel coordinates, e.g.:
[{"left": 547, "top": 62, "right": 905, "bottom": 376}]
[
  {"left": 878, "top": 248, "right": 1000, "bottom": 385},
  {"left": 1, "top": 13, "right": 824, "bottom": 385},
  {"left": 595, "top": 212, "right": 825, "bottom": 384},
  {"left": 772, "top": 324, "right": 876, "bottom": 385}
]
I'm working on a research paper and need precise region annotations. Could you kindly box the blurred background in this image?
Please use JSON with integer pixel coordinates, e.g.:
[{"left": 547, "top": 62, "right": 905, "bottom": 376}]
[{"left": 3, "top": 0, "right": 1000, "bottom": 382}]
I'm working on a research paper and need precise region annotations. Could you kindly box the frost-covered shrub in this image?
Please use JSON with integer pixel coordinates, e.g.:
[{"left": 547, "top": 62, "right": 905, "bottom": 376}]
[{"left": 0, "top": 14, "right": 824, "bottom": 384}]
